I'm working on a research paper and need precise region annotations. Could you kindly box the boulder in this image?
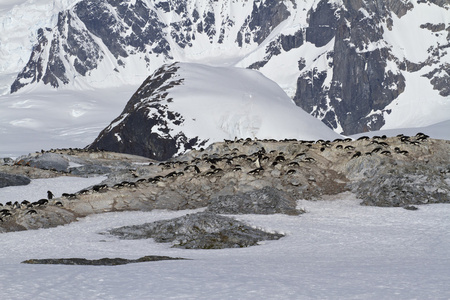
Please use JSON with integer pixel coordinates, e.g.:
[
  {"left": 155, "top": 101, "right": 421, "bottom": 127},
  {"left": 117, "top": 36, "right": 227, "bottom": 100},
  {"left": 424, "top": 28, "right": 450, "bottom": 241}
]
[{"left": 0, "top": 172, "right": 30, "bottom": 188}]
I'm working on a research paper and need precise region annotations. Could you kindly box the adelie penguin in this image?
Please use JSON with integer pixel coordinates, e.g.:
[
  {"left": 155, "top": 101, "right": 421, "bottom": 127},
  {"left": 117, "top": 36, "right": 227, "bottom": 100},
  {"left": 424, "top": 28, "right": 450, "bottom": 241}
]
[{"left": 47, "top": 191, "right": 54, "bottom": 200}]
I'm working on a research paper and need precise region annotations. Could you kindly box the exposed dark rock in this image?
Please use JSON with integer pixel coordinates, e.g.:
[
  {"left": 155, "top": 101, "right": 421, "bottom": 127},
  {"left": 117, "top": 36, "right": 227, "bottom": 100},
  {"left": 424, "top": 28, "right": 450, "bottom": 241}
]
[
  {"left": 305, "top": 0, "right": 338, "bottom": 47},
  {"left": 295, "top": 0, "right": 408, "bottom": 135},
  {"left": 247, "top": 0, "right": 291, "bottom": 45},
  {"left": 87, "top": 63, "right": 206, "bottom": 161},
  {"left": 109, "top": 211, "right": 284, "bottom": 249},
  {"left": 423, "top": 63, "right": 450, "bottom": 97},
  {"left": 403, "top": 205, "right": 418, "bottom": 211},
  {"left": 22, "top": 255, "right": 186, "bottom": 266},
  {"left": 12, "top": 0, "right": 170, "bottom": 92}
]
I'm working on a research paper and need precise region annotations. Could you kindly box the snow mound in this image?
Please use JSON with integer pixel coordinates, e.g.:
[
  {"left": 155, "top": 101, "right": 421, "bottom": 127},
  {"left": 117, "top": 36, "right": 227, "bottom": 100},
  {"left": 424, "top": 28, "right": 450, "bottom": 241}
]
[{"left": 88, "top": 62, "right": 342, "bottom": 160}]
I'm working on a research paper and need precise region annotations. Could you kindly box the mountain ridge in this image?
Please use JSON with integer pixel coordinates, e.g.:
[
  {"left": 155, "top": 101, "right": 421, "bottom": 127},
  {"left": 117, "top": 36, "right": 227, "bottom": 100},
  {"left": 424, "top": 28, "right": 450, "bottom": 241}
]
[{"left": 2, "top": 0, "right": 450, "bottom": 135}]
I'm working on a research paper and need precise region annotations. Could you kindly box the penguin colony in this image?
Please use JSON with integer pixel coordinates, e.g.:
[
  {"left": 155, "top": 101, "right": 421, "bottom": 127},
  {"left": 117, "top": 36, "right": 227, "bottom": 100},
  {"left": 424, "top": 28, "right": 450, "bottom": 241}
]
[{"left": 0, "top": 132, "right": 442, "bottom": 229}]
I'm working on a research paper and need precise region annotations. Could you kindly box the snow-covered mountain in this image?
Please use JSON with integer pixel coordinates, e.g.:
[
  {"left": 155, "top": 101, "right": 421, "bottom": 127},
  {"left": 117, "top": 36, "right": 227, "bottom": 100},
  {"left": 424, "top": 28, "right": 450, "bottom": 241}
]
[
  {"left": 88, "top": 62, "right": 341, "bottom": 160},
  {"left": 2, "top": 0, "right": 449, "bottom": 136}
]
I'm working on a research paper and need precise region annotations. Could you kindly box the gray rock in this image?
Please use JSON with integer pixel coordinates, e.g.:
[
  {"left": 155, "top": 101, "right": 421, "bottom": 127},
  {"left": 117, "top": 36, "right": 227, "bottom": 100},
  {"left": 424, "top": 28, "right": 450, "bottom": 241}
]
[
  {"left": 0, "top": 157, "right": 15, "bottom": 166},
  {"left": 207, "top": 186, "right": 301, "bottom": 215},
  {"left": 20, "top": 152, "right": 70, "bottom": 172},
  {"left": 0, "top": 172, "right": 30, "bottom": 188},
  {"left": 353, "top": 163, "right": 450, "bottom": 207},
  {"left": 109, "top": 211, "right": 284, "bottom": 249}
]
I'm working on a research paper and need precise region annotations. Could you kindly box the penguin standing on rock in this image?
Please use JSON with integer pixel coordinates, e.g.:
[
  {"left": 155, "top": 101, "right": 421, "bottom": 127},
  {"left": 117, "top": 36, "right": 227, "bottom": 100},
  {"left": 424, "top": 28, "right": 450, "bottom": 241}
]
[{"left": 47, "top": 191, "right": 54, "bottom": 200}]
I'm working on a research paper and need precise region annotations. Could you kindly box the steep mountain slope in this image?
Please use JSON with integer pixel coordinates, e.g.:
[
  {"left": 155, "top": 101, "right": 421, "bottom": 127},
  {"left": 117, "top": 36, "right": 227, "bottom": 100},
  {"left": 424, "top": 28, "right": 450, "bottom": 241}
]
[
  {"left": 2, "top": 0, "right": 450, "bottom": 135},
  {"left": 87, "top": 62, "right": 341, "bottom": 160}
]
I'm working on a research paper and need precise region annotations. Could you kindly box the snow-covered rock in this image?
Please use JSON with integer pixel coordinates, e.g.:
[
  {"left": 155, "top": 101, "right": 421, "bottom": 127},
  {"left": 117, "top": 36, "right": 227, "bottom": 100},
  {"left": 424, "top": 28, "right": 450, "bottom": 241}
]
[{"left": 88, "top": 62, "right": 341, "bottom": 160}]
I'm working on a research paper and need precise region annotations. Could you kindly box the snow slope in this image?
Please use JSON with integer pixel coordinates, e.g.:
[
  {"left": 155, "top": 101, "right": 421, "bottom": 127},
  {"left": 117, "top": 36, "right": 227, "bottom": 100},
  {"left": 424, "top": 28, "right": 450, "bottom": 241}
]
[
  {"left": 168, "top": 63, "right": 341, "bottom": 141},
  {"left": 0, "top": 183, "right": 449, "bottom": 299},
  {"left": 0, "top": 85, "right": 136, "bottom": 158}
]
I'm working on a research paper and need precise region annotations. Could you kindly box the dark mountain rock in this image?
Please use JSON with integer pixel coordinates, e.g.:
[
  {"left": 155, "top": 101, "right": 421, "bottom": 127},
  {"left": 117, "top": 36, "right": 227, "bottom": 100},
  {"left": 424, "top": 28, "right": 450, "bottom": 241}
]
[
  {"left": 305, "top": 0, "right": 338, "bottom": 47},
  {"left": 87, "top": 63, "right": 206, "bottom": 161},
  {"left": 294, "top": 0, "right": 408, "bottom": 135}
]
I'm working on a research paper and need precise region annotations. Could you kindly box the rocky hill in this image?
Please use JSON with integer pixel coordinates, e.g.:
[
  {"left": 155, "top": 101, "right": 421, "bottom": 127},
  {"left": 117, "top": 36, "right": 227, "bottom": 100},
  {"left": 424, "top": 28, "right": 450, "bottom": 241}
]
[
  {"left": 5, "top": 0, "right": 450, "bottom": 135},
  {"left": 1, "top": 134, "right": 448, "bottom": 233},
  {"left": 87, "top": 62, "right": 341, "bottom": 160}
]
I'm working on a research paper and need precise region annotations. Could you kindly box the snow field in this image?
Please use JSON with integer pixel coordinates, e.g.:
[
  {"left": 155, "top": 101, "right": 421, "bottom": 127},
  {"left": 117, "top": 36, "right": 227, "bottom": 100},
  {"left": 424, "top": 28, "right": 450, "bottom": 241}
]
[
  {"left": 0, "top": 188, "right": 449, "bottom": 299},
  {"left": 0, "top": 175, "right": 106, "bottom": 205}
]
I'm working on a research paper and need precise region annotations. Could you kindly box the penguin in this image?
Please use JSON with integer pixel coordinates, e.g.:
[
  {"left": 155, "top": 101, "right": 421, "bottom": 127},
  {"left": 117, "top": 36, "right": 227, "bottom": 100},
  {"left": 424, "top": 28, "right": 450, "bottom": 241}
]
[
  {"left": 37, "top": 199, "right": 48, "bottom": 206},
  {"left": 247, "top": 167, "right": 264, "bottom": 175},
  {"left": 0, "top": 209, "right": 10, "bottom": 216},
  {"left": 351, "top": 152, "right": 362, "bottom": 159},
  {"left": 47, "top": 191, "right": 54, "bottom": 200}
]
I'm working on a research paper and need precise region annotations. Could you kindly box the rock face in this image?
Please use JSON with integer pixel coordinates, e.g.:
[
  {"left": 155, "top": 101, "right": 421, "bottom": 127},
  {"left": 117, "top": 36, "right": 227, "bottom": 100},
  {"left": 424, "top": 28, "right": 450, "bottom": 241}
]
[
  {"left": 9, "top": 0, "right": 450, "bottom": 135},
  {"left": 86, "top": 63, "right": 198, "bottom": 161},
  {"left": 109, "top": 211, "right": 284, "bottom": 249}
]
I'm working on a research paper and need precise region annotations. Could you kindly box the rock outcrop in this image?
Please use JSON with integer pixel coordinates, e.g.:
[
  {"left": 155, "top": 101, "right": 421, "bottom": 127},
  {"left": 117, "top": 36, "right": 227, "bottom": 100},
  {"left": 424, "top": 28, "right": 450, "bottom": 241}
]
[
  {"left": 108, "top": 211, "right": 284, "bottom": 249},
  {"left": 0, "top": 172, "right": 30, "bottom": 188},
  {"left": 1, "top": 135, "right": 449, "bottom": 233},
  {"left": 22, "top": 255, "right": 186, "bottom": 266}
]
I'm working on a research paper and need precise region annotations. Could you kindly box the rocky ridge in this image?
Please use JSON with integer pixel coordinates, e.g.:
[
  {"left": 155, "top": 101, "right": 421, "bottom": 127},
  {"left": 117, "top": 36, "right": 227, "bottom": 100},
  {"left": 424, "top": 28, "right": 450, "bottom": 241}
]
[{"left": 1, "top": 134, "right": 448, "bottom": 234}]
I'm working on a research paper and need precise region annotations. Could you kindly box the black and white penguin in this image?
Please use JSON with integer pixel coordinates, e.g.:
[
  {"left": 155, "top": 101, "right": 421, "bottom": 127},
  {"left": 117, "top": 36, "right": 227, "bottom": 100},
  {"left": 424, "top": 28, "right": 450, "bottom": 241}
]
[{"left": 47, "top": 191, "right": 54, "bottom": 200}]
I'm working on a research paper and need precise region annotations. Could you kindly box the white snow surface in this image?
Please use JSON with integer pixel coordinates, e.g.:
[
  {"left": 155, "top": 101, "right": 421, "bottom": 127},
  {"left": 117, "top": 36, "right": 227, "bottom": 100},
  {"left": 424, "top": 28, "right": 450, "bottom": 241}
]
[
  {"left": 0, "top": 175, "right": 106, "bottom": 205},
  {"left": 0, "top": 85, "right": 137, "bottom": 158},
  {"left": 156, "top": 63, "right": 342, "bottom": 144},
  {"left": 0, "top": 183, "right": 449, "bottom": 299}
]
